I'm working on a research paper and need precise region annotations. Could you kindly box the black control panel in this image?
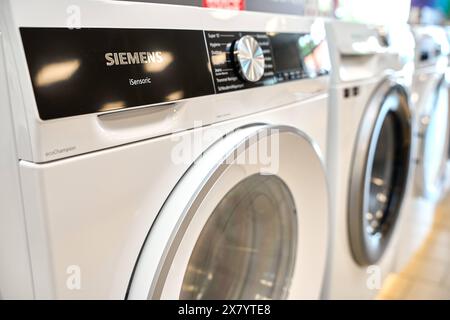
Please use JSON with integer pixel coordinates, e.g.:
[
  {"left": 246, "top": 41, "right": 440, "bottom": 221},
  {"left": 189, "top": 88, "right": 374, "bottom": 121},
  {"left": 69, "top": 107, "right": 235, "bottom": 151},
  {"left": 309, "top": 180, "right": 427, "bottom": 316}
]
[
  {"left": 20, "top": 27, "right": 330, "bottom": 120},
  {"left": 205, "top": 31, "right": 275, "bottom": 93}
]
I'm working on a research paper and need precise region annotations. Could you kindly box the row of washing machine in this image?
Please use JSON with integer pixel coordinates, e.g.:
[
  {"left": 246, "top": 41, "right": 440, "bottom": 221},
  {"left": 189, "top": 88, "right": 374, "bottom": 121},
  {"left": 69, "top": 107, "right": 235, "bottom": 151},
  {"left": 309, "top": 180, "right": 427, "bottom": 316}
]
[{"left": 0, "top": 0, "right": 449, "bottom": 300}]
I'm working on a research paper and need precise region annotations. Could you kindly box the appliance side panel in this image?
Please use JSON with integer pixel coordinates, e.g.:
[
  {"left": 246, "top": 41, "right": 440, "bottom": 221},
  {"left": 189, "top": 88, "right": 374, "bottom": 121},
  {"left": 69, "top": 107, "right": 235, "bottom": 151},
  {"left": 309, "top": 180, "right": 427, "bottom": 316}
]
[
  {"left": 0, "top": 31, "right": 34, "bottom": 299},
  {"left": 18, "top": 161, "right": 57, "bottom": 299}
]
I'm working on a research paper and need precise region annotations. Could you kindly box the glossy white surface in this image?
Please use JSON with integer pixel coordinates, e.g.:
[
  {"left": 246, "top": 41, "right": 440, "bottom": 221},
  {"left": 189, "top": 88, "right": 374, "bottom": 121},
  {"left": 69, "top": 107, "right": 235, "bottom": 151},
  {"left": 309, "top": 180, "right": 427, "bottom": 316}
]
[
  {"left": 0, "top": 32, "right": 34, "bottom": 299},
  {"left": 326, "top": 21, "right": 414, "bottom": 84},
  {"left": 19, "top": 95, "right": 329, "bottom": 299}
]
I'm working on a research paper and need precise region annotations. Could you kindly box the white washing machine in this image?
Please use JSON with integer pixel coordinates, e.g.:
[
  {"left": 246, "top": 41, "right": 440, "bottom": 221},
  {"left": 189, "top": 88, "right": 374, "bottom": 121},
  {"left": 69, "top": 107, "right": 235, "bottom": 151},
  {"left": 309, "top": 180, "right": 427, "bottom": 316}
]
[
  {"left": 394, "top": 25, "right": 450, "bottom": 272},
  {"left": 445, "top": 26, "right": 450, "bottom": 193},
  {"left": 0, "top": 0, "right": 331, "bottom": 299},
  {"left": 323, "top": 21, "right": 415, "bottom": 299},
  {"left": 411, "top": 25, "right": 450, "bottom": 203}
]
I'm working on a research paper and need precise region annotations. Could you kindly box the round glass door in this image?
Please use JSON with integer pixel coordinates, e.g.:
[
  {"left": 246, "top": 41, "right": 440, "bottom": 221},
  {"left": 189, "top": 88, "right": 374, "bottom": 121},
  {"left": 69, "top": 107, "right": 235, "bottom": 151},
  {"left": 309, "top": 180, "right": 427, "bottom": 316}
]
[
  {"left": 349, "top": 83, "right": 411, "bottom": 266},
  {"left": 366, "top": 112, "right": 406, "bottom": 236},
  {"left": 180, "top": 174, "right": 297, "bottom": 300}
]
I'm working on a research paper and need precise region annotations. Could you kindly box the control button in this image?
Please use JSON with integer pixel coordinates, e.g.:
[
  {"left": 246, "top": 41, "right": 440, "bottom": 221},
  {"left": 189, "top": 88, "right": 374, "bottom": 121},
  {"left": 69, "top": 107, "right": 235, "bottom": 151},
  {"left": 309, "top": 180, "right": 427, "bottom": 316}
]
[
  {"left": 420, "top": 51, "right": 429, "bottom": 62},
  {"left": 233, "top": 35, "right": 265, "bottom": 82},
  {"left": 344, "top": 88, "right": 350, "bottom": 98}
]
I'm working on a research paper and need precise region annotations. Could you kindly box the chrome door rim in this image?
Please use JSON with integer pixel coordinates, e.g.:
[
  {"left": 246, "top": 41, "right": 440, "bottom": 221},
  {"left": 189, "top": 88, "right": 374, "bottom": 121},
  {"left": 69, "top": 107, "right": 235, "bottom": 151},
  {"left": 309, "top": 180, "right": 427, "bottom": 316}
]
[{"left": 348, "top": 78, "right": 412, "bottom": 266}]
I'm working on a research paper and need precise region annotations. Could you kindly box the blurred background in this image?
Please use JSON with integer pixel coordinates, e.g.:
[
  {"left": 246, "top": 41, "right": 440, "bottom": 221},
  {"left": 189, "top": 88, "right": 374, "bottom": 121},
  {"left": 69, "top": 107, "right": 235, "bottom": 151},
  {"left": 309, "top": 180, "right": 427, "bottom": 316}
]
[
  {"left": 127, "top": 0, "right": 450, "bottom": 24},
  {"left": 129, "top": 0, "right": 450, "bottom": 25}
]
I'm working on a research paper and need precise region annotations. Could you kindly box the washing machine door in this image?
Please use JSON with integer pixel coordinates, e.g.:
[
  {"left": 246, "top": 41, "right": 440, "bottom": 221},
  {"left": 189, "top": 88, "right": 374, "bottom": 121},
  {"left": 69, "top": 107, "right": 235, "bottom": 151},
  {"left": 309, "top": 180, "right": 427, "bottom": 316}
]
[
  {"left": 348, "top": 79, "right": 411, "bottom": 266},
  {"left": 416, "top": 74, "right": 450, "bottom": 200},
  {"left": 127, "top": 124, "right": 329, "bottom": 300}
]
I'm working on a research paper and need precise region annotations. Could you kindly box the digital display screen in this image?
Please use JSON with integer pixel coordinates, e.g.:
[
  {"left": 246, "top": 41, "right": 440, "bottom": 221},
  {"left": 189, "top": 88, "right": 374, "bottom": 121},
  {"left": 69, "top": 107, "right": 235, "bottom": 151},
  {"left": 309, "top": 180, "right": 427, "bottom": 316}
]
[
  {"left": 298, "top": 33, "right": 331, "bottom": 76},
  {"left": 270, "top": 33, "right": 303, "bottom": 73}
]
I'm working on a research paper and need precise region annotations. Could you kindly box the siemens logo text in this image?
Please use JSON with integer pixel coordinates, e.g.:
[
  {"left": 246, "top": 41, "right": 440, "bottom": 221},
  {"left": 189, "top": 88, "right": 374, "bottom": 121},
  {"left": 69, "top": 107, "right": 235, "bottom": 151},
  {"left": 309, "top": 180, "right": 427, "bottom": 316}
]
[{"left": 105, "top": 51, "right": 163, "bottom": 66}]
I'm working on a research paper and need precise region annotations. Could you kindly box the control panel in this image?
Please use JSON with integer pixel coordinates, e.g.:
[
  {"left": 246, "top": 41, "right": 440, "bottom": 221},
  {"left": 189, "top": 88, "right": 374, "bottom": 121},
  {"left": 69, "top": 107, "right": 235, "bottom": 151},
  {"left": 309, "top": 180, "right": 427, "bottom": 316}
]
[
  {"left": 20, "top": 27, "right": 330, "bottom": 120},
  {"left": 205, "top": 31, "right": 275, "bottom": 93},
  {"left": 205, "top": 30, "right": 330, "bottom": 94}
]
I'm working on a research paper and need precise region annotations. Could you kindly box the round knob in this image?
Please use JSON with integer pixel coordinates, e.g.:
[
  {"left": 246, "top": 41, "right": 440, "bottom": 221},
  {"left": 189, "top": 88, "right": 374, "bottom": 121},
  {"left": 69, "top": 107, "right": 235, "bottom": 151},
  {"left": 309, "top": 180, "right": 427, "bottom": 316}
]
[{"left": 233, "top": 35, "right": 265, "bottom": 82}]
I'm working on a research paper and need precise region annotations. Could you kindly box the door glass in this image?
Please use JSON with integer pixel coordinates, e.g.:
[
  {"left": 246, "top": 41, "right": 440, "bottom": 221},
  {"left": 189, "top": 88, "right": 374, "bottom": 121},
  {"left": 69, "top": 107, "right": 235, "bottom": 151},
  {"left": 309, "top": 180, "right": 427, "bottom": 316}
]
[
  {"left": 367, "top": 112, "right": 399, "bottom": 236},
  {"left": 180, "top": 174, "right": 297, "bottom": 300}
]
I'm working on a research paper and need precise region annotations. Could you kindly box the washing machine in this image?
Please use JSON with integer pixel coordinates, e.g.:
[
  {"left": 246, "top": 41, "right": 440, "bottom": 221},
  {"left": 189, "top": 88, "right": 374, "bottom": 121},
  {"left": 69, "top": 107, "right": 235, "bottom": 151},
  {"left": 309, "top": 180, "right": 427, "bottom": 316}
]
[
  {"left": 0, "top": 0, "right": 331, "bottom": 299},
  {"left": 323, "top": 21, "right": 415, "bottom": 299},
  {"left": 394, "top": 25, "right": 450, "bottom": 272},
  {"left": 443, "top": 26, "right": 450, "bottom": 193},
  {"left": 411, "top": 25, "right": 450, "bottom": 203}
]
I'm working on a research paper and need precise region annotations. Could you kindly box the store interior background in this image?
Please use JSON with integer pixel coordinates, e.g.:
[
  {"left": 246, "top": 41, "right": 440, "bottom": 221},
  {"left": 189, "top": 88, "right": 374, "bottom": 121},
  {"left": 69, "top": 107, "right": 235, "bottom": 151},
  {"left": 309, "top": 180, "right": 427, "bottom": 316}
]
[
  {"left": 134, "top": 0, "right": 450, "bottom": 300},
  {"left": 129, "top": 0, "right": 448, "bottom": 24}
]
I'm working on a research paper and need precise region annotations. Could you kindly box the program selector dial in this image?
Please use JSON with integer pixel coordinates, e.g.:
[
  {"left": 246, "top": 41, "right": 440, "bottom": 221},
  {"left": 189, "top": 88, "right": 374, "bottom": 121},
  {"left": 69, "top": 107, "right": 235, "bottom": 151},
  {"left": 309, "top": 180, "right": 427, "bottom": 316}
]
[{"left": 233, "top": 35, "right": 265, "bottom": 83}]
